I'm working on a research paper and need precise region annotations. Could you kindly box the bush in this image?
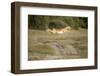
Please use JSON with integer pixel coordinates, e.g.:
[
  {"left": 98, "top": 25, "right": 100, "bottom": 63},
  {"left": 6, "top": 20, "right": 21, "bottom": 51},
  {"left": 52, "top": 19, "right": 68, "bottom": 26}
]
[
  {"left": 48, "top": 20, "right": 68, "bottom": 29},
  {"left": 28, "top": 15, "right": 87, "bottom": 30},
  {"left": 28, "top": 15, "right": 49, "bottom": 30}
]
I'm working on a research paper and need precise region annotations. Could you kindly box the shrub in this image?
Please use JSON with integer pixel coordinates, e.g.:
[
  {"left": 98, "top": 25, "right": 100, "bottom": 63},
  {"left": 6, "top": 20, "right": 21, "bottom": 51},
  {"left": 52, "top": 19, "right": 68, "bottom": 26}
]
[
  {"left": 28, "top": 15, "right": 87, "bottom": 30},
  {"left": 28, "top": 15, "right": 49, "bottom": 30},
  {"left": 48, "top": 20, "right": 68, "bottom": 29}
]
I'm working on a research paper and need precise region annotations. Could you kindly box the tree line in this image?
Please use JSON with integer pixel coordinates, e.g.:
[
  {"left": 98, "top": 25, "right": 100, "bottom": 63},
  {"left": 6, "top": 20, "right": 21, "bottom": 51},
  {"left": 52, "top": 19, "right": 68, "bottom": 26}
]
[{"left": 28, "top": 15, "right": 88, "bottom": 30}]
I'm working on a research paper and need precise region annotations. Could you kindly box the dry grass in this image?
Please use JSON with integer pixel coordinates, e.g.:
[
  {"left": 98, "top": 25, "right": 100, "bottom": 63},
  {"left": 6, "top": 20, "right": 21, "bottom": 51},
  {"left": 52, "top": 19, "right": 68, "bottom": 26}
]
[{"left": 28, "top": 29, "right": 88, "bottom": 60}]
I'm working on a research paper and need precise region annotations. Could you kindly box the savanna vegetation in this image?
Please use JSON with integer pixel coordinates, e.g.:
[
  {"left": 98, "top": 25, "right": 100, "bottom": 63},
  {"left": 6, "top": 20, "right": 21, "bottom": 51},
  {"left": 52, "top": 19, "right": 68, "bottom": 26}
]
[
  {"left": 28, "top": 15, "right": 88, "bottom": 30},
  {"left": 28, "top": 15, "right": 88, "bottom": 60}
]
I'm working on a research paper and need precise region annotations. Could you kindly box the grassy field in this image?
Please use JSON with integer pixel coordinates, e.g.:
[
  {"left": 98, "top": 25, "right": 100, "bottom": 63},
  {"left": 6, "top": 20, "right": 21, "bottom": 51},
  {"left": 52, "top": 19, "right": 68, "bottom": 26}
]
[{"left": 28, "top": 29, "right": 88, "bottom": 60}]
